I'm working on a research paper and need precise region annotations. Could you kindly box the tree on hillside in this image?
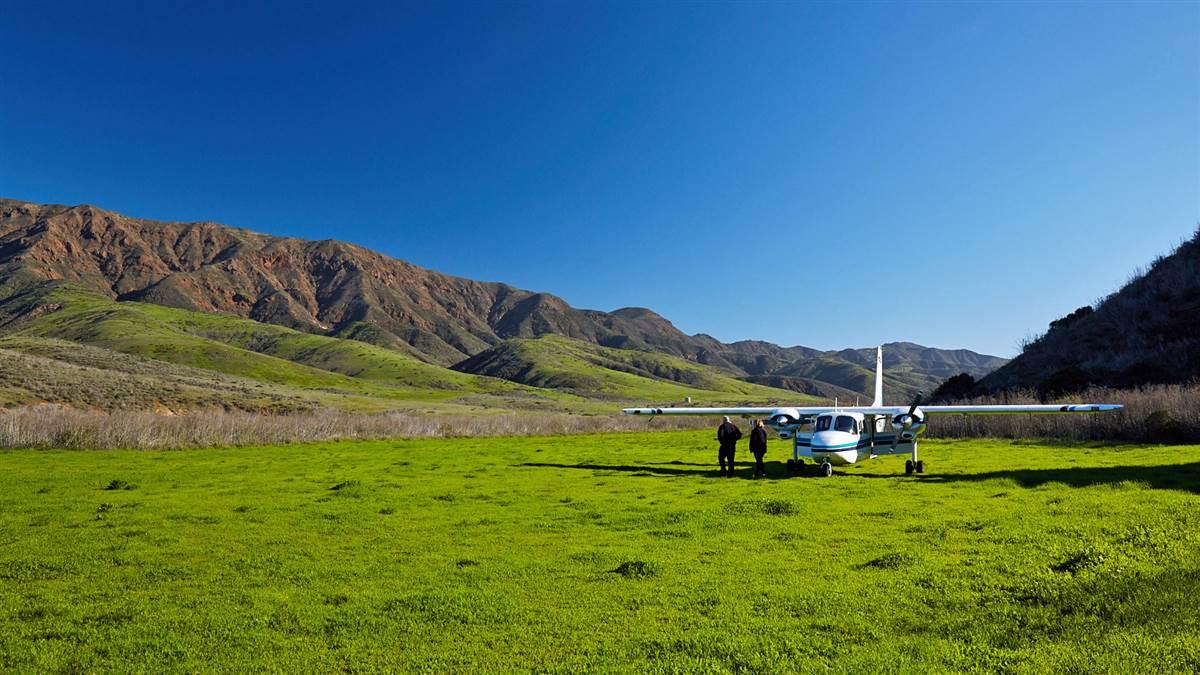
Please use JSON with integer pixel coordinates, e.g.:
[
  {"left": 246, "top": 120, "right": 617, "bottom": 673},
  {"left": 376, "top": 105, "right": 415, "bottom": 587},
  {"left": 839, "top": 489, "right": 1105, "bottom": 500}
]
[{"left": 931, "top": 373, "right": 976, "bottom": 402}]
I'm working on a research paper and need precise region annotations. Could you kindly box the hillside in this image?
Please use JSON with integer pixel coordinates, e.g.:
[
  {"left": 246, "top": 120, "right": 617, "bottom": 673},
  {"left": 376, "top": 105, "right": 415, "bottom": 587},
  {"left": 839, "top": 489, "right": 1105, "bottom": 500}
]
[
  {"left": 0, "top": 199, "right": 732, "bottom": 367},
  {"left": 0, "top": 283, "right": 805, "bottom": 413},
  {"left": 980, "top": 228, "right": 1200, "bottom": 395},
  {"left": 0, "top": 197, "right": 1005, "bottom": 408},
  {"left": 453, "top": 334, "right": 814, "bottom": 402}
]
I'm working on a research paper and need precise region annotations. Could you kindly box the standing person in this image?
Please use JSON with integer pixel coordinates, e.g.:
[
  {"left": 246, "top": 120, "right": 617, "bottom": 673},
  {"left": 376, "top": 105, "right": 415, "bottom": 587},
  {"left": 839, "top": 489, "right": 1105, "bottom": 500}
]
[
  {"left": 749, "top": 419, "right": 768, "bottom": 478},
  {"left": 716, "top": 416, "right": 742, "bottom": 477}
]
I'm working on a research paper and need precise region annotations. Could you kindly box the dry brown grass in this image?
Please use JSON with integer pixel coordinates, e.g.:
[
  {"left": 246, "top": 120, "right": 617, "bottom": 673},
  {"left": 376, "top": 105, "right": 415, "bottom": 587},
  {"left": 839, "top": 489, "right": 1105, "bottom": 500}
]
[
  {"left": 3, "top": 383, "right": 1195, "bottom": 450},
  {"left": 926, "top": 383, "right": 1200, "bottom": 443},
  {"left": 0, "top": 406, "right": 706, "bottom": 450}
]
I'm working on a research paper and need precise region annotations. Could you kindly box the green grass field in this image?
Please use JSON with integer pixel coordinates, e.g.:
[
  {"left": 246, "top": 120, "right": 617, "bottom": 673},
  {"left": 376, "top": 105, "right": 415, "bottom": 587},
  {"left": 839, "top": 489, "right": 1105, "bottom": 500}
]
[{"left": 1, "top": 433, "right": 1197, "bottom": 672}]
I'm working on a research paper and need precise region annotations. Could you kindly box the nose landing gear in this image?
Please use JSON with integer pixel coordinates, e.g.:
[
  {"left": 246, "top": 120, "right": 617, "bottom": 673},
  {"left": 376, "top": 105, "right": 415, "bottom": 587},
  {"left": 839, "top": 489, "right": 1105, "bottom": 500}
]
[
  {"left": 904, "top": 459, "right": 926, "bottom": 475},
  {"left": 819, "top": 461, "right": 833, "bottom": 478}
]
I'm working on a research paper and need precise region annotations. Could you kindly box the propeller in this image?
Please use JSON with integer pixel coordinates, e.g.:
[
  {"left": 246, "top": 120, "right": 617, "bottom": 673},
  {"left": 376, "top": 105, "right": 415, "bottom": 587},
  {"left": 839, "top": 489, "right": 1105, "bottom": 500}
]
[
  {"left": 906, "top": 391, "right": 924, "bottom": 418},
  {"left": 891, "top": 391, "right": 927, "bottom": 441}
]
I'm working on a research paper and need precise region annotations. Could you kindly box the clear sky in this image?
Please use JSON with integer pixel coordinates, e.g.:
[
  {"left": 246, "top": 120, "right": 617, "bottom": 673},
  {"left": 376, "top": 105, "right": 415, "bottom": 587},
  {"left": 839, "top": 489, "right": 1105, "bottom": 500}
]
[{"left": 2, "top": 1, "right": 1197, "bottom": 357}]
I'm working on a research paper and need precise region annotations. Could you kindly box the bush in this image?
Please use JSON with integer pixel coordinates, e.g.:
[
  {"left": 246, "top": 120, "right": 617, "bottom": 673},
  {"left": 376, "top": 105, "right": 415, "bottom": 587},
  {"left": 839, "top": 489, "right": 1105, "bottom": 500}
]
[
  {"left": 926, "top": 383, "right": 1200, "bottom": 443},
  {"left": 931, "top": 373, "right": 976, "bottom": 402},
  {"left": 0, "top": 406, "right": 708, "bottom": 450},
  {"left": 1037, "top": 366, "right": 1092, "bottom": 400},
  {"left": 1144, "top": 410, "right": 1191, "bottom": 444}
]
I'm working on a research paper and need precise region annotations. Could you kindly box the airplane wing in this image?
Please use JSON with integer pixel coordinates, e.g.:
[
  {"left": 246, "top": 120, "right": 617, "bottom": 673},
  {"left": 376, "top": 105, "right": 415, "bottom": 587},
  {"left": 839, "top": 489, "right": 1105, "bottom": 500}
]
[
  {"left": 622, "top": 404, "right": 1123, "bottom": 417},
  {"left": 622, "top": 406, "right": 904, "bottom": 417},
  {"left": 620, "top": 348, "right": 1121, "bottom": 419},
  {"left": 920, "top": 404, "right": 1123, "bottom": 415},
  {"left": 622, "top": 407, "right": 781, "bottom": 416}
]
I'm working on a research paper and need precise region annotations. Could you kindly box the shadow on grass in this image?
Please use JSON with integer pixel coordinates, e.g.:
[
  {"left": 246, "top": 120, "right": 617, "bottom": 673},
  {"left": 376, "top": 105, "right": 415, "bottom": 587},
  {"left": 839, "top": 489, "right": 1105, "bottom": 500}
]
[
  {"left": 523, "top": 459, "right": 1200, "bottom": 492},
  {"left": 519, "top": 460, "right": 801, "bottom": 480},
  {"left": 898, "top": 462, "right": 1200, "bottom": 494}
]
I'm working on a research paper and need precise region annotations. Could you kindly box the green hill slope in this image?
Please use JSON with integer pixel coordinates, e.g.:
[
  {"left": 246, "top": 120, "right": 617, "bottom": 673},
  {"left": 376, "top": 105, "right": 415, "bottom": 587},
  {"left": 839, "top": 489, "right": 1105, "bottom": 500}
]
[
  {"left": 0, "top": 283, "right": 803, "bottom": 413},
  {"left": 453, "top": 335, "right": 813, "bottom": 403},
  {"left": 0, "top": 284, "right": 590, "bottom": 413},
  {"left": 0, "top": 336, "right": 316, "bottom": 412},
  {"left": 769, "top": 356, "right": 931, "bottom": 402}
]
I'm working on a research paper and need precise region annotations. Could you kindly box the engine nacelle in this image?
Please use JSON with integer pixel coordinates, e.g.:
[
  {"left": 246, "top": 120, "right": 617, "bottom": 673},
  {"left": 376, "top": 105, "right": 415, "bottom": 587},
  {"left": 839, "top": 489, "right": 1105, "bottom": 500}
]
[
  {"left": 767, "top": 408, "right": 801, "bottom": 428},
  {"left": 891, "top": 409, "right": 928, "bottom": 440},
  {"left": 767, "top": 408, "right": 803, "bottom": 439}
]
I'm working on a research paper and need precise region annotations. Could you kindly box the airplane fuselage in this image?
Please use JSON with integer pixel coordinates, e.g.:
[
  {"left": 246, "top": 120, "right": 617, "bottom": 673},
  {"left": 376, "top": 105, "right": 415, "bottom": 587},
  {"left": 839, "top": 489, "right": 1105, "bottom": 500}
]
[
  {"left": 797, "top": 429, "right": 915, "bottom": 465},
  {"left": 781, "top": 411, "right": 921, "bottom": 471}
]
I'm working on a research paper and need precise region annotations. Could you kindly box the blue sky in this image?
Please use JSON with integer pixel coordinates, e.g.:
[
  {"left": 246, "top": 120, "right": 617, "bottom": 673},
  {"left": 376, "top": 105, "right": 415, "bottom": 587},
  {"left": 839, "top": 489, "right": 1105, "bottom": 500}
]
[{"left": 2, "top": 1, "right": 1197, "bottom": 357}]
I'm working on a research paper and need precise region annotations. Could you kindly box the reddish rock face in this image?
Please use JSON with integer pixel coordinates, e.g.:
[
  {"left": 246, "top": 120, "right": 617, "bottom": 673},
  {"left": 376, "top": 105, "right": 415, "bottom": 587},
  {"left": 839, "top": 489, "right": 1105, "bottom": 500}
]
[
  {"left": 0, "top": 199, "right": 1010, "bottom": 392},
  {"left": 0, "top": 198, "right": 710, "bottom": 365}
]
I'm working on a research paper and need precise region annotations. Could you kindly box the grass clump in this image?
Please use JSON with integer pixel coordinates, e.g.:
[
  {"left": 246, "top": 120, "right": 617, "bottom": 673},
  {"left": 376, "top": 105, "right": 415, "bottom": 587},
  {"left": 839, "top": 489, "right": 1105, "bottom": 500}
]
[
  {"left": 612, "top": 560, "right": 658, "bottom": 578},
  {"left": 1053, "top": 548, "right": 1108, "bottom": 576},
  {"left": 860, "top": 552, "right": 915, "bottom": 570},
  {"left": 726, "top": 497, "right": 799, "bottom": 516},
  {"left": 330, "top": 480, "right": 368, "bottom": 498},
  {"left": 104, "top": 479, "right": 134, "bottom": 491}
]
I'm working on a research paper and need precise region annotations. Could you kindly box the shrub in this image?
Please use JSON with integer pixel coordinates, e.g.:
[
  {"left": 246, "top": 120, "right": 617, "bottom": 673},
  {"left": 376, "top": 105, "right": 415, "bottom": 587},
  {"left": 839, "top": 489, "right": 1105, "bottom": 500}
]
[
  {"left": 0, "top": 406, "right": 708, "bottom": 450},
  {"left": 1037, "top": 366, "right": 1092, "bottom": 400},
  {"left": 927, "top": 383, "right": 1200, "bottom": 443},
  {"left": 1144, "top": 410, "right": 1190, "bottom": 444},
  {"left": 931, "top": 373, "right": 976, "bottom": 402}
]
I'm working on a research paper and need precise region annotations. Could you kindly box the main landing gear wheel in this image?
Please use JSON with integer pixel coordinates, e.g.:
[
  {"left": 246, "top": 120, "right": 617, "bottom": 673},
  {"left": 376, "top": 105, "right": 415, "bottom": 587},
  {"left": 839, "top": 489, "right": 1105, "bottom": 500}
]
[
  {"left": 915, "top": 460, "right": 926, "bottom": 474},
  {"left": 905, "top": 459, "right": 915, "bottom": 476},
  {"left": 786, "top": 459, "right": 795, "bottom": 473},
  {"left": 819, "top": 462, "right": 833, "bottom": 478}
]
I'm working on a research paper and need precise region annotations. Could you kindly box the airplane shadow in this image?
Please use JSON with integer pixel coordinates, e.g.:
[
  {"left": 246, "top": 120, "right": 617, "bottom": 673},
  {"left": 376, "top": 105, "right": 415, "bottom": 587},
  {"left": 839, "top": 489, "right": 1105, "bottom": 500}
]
[
  {"left": 520, "top": 460, "right": 1200, "bottom": 492},
  {"left": 519, "top": 460, "right": 798, "bottom": 480},
  {"left": 855, "top": 462, "right": 1200, "bottom": 494}
]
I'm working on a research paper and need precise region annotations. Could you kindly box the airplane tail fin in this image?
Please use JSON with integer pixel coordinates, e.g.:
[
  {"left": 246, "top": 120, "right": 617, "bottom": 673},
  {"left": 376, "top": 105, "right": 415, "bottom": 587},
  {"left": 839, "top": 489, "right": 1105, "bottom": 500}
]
[{"left": 872, "top": 346, "right": 884, "bottom": 407}]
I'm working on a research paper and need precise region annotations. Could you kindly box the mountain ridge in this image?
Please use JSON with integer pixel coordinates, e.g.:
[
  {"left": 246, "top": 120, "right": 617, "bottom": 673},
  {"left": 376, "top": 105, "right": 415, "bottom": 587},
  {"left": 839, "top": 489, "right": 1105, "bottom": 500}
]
[{"left": 0, "top": 197, "right": 1006, "bottom": 401}]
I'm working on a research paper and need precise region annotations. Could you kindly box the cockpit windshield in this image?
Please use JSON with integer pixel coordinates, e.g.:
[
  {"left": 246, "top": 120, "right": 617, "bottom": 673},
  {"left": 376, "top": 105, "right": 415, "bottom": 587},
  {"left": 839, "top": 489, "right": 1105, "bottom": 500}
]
[
  {"left": 815, "top": 416, "right": 832, "bottom": 432},
  {"left": 834, "top": 416, "right": 857, "bottom": 433}
]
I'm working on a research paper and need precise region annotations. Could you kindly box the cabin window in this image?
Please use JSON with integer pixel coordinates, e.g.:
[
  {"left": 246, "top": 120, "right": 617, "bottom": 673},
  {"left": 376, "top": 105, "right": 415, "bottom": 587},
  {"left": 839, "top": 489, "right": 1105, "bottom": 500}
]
[
  {"left": 815, "top": 416, "right": 832, "bottom": 432},
  {"left": 835, "top": 416, "right": 857, "bottom": 433}
]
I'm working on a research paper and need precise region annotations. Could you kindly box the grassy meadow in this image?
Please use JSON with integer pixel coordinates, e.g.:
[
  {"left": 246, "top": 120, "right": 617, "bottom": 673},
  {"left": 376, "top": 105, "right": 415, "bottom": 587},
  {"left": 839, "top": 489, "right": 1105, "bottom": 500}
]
[{"left": 1, "top": 431, "right": 1197, "bottom": 672}]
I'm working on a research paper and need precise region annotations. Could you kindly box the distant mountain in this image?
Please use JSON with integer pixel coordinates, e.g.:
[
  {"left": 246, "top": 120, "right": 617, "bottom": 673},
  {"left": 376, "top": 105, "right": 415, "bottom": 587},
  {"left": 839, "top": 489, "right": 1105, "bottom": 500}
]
[
  {"left": 979, "top": 228, "right": 1200, "bottom": 395},
  {"left": 0, "top": 198, "right": 1006, "bottom": 408},
  {"left": 753, "top": 343, "right": 1007, "bottom": 402},
  {"left": 452, "top": 334, "right": 816, "bottom": 402}
]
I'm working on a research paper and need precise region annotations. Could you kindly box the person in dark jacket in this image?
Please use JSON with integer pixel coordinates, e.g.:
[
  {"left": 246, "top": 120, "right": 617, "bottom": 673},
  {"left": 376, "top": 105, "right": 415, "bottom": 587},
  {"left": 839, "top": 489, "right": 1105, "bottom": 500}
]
[
  {"left": 749, "top": 419, "right": 768, "bottom": 478},
  {"left": 716, "top": 416, "right": 742, "bottom": 477}
]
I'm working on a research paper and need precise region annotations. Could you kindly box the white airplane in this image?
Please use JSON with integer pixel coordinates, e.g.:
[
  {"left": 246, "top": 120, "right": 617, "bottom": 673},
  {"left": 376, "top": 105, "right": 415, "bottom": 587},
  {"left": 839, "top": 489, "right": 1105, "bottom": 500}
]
[{"left": 623, "top": 347, "right": 1122, "bottom": 477}]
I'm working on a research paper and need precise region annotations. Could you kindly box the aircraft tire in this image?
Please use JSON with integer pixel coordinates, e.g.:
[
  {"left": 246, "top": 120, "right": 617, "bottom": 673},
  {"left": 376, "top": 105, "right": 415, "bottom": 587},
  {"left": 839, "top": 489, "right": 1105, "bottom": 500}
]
[
  {"left": 915, "top": 460, "right": 926, "bottom": 474},
  {"left": 786, "top": 459, "right": 795, "bottom": 473},
  {"left": 819, "top": 462, "right": 833, "bottom": 478},
  {"left": 904, "top": 459, "right": 915, "bottom": 476}
]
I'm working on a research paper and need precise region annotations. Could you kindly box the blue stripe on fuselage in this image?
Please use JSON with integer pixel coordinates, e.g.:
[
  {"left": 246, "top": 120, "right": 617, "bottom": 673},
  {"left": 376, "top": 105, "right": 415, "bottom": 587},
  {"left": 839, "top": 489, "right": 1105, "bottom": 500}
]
[{"left": 799, "top": 435, "right": 902, "bottom": 450}]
